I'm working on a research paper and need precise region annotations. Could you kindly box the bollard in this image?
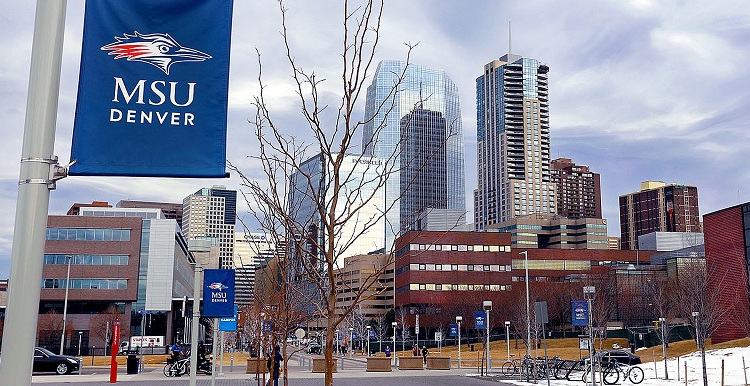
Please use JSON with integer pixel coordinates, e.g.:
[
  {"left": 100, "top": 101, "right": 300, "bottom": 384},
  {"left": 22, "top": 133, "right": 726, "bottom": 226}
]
[
  {"left": 230, "top": 354, "right": 233, "bottom": 373},
  {"left": 721, "top": 359, "right": 725, "bottom": 386},
  {"left": 743, "top": 357, "right": 748, "bottom": 386},
  {"left": 92, "top": 347, "right": 96, "bottom": 366},
  {"left": 684, "top": 361, "right": 688, "bottom": 386},
  {"left": 677, "top": 355, "right": 680, "bottom": 381}
]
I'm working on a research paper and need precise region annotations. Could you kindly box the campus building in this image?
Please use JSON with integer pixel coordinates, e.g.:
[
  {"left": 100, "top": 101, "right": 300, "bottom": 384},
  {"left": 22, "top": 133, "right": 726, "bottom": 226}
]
[
  {"left": 363, "top": 60, "right": 466, "bottom": 249},
  {"left": 490, "top": 214, "right": 609, "bottom": 249},
  {"left": 474, "top": 54, "right": 555, "bottom": 230},
  {"left": 334, "top": 254, "right": 394, "bottom": 320},
  {"left": 619, "top": 181, "right": 700, "bottom": 250}
]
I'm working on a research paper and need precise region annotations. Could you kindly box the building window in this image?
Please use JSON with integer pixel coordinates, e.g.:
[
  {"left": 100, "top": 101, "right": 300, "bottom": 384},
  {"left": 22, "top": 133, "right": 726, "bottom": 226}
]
[
  {"left": 467, "top": 265, "right": 474, "bottom": 271},
  {"left": 451, "top": 264, "right": 458, "bottom": 271},
  {"left": 435, "top": 264, "right": 443, "bottom": 271},
  {"left": 419, "top": 264, "right": 426, "bottom": 271},
  {"left": 44, "top": 254, "right": 129, "bottom": 266},
  {"left": 46, "top": 228, "right": 131, "bottom": 241}
]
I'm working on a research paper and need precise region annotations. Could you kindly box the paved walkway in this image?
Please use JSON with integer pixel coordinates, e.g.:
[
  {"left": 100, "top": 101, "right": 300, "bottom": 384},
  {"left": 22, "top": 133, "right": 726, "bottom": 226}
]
[{"left": 30, "top": 356, "right": 513, "bottom": 385}]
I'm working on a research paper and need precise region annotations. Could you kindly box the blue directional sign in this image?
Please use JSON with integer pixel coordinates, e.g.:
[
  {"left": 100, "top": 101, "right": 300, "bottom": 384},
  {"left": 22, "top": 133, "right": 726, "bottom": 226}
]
[
  {"left": 369, "top": 330, "right": 376, "bottom": 339},
  {"left": 219, "top": 306, "right": 238, "bottom": 331},
  {"left": 572, "top": 301, "right": 589, "bottom": 327},
  {"left": 262, "top": 321, "right": 273, "bottom": 333},
  {"left": 474, "top": 311, "right": 486, "bottom": 330},
  {"left": 352, "top": 332, "right": 358, "bottom": 340},
  {"left": 449, "top": 324, "right": 458, "bottom": 337}
]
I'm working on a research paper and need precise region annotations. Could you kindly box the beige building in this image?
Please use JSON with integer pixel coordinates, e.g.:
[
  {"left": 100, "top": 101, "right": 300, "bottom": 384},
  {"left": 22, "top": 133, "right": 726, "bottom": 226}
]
[
  {"left": 334, "top": 254, "right": 394, "bottom": 320},
  {"left": 490, "top": 213, "right": 608, "bottom": 249}
]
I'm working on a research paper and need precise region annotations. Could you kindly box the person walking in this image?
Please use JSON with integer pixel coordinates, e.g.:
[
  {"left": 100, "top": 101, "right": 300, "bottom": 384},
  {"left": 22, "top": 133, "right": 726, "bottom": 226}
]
[
  {"left": 421, "top": 346, "right": 428, "bottom": 364},
  {"left": 266, "top": 345, "right": 282, "bottom": 386},
  {"left": 384, "top": 346, "right": 391, "bottom": 357},
  {"left": 412, "top": 344, "right": 418, "bottom": 356}
]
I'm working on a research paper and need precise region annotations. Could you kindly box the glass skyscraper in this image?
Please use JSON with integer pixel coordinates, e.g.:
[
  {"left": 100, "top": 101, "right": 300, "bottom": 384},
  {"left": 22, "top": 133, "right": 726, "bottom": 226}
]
[
  {"left": 474, "top": 54, "right": 556, "bottom": 230},
  {"left": 363, "top": 60, "right": 465, "bottom": 250}
]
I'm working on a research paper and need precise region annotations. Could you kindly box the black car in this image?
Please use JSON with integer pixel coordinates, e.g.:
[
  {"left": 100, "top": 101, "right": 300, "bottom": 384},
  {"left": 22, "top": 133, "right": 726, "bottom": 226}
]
[
  {"left": 33, "top": 347, "right": 80, "bottom": 375},
  {"left": 306, "top": 343, "right": 322, "bottom": 355},
  {"left": 595, "top": 349, "right": 641, "bottom": 365}
]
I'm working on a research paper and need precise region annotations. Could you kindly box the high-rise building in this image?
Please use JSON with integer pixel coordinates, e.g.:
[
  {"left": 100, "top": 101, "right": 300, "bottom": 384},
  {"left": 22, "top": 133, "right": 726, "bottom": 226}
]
[
  {"left": 551, "top": 158, "right": 601, "bottom": 219},
  {"left": 474, "top": 54, "right": 555, "bottom": 230},
  {"left": 182, "top": 186, "right": 237, "bottom": 268},
  {"left": 233, "top": 232, "right": 285, "bottom": 305},
  {"left": 619, "top": 181, "right": 700, "bottom": 250},
  {"left": 491, "top": 214, "right": 608, "bottom": 249},
  {"left": 362, "top": 60, "right": 465, "bottom": 249}
]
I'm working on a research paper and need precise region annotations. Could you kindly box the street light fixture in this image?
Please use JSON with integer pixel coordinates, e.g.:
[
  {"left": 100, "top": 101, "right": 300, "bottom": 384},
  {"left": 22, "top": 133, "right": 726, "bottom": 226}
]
[
  {"left": 520, "top": 251, "right": 531, "bottom": 359},
  {"left": 659, "top": 317, "right": 667, "bottom": 380},
  {"left": 366, "top": 326, "right": 371, "bottom": 357},
  {"left": 60, "top": 255, "right": 73, "bottom": 355},
  {"left": 691, "top": 311, "right": 699, "bottom": 346},
  {"left": 505, "top": 321, "right": 511, "bottom": 360},
  {"left": 483, "top": 300, "right": 492, "bottom": 374},
  {"left": 456, "top": 316, "right": 462, "bottom": 368},
  {"left": 391, "top": 322, "right": 397, "bottom": 366},
  {"left": 349, "top": 327, "right": 354, "bottom": 358},
  {"left": 584, "top": 285, "right": 596, "bottom": 384}
]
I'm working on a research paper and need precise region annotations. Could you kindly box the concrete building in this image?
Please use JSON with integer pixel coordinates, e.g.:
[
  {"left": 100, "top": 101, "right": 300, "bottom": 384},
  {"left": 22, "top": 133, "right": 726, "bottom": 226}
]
[
  {"left": 607, "top": 237, "right": 620, "bottom": 250},
  {"left": 551, "top": 158, "right": 602, "bottom": 219},
  {"left": 490, "top": 214, "right": 608, "bottom": 249},
  {"left": 334, "top": 254, "right": 393, "bottom": 320},
  {"left": 474, "top": 54, "right": 555, "bottom": 230},
  {"left": 619, "top": 181, "right": 700, "bottom": 250},
  {"left": 637, "top": 231, "right": 704, "bottom": 251},
  {"left": 182, "top": 186, "right": 237, "bottom": 269},
  {"left": 117, "top": 200, "right": 183, "bottom": 229},
  {"left": 39, "top": 206, "right": 195, "bottom": 353},
  {"left": 703, "top": 202, "right": 750, "bottom": 344},
  {"left": 363, "top": 60, "right": 465, "bottom": 248}
]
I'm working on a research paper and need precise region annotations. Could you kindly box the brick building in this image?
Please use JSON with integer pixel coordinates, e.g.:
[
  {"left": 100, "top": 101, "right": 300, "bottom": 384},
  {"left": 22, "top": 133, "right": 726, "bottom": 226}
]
[{"left": 551, "top": 158, "right": 602, "bottom": 219}]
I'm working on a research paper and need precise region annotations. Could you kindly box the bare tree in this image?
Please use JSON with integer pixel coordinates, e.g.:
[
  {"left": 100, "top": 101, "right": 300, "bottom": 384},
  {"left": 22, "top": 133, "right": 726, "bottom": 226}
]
[{"left": 90, "top": 306, "right": 128, "bottom": 349}]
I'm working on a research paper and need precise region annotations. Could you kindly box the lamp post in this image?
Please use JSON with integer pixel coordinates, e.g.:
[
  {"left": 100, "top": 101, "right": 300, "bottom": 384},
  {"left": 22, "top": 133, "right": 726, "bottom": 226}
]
[
  {"left": 483, "top": 300, "right": 492, "bottom": 373},
  {"left": 336, "top": 330, "right": 340, "bottom": 356},
  {"left": 659, "top": 317, "right": 667, "bottom": 380},
  {"left": 366, "top": 326, "right": 371, "bottom": 356},
  {"left": 456, "top": 316, "right": 462, "bottom": 368},
  {"left": 349, "top": 327, "right": 354, "bottom": 358},
  {"left": 60, "top": 255, "right": 73, "bottom": 355},
  {"left": 691, "top": 311, "right": 699, "bottom": 346},
  {"left": 392, "top": 322, "right": 397, "bottom": 366},
  {"left": 505, "top": 321, "right": 511, "bottom": 360},
  {"left": 77, "top": 331, "right": 83, "bottom": 357},
  {"left": 520, "top": 251, "right": 531, "bottom": 359},
  {"left": 584, "top": 285, "right": 596, "bottom": 385}
]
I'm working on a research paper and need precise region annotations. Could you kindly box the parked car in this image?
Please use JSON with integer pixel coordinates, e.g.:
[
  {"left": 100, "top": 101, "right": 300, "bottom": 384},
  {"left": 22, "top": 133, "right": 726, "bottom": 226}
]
[
  {"left": 33, "top": 347, "right": 80, "bottom": 375},
  {"left": 592, "top": 349, "right": 641, "bottom": 365},
  {"left": 306, "top": 343, "right": 322, "bottom": 355}
]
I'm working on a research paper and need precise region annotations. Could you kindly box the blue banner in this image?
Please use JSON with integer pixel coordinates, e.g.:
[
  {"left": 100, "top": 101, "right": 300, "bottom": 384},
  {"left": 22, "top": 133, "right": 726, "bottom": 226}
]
[
  {"left": 219, "top": 306, "right": 238, "bottom": 331},
  {"left": 449, "top": 324, "right": 458, "bottom": 337},
  {"left": 369, "top": 330, "right": 376, "bottom": 339},
  {"left": 203, "top": 269, "right": 235, "bottom": 317},
  {"left": 474, "top": 311, "right": 486, "bottom": 330},
  {"left": 70, "top": 0, "right": 233, "bottom": 177},
  {"left": 572, "top": 301, "right": 589, "bottom": 327}
]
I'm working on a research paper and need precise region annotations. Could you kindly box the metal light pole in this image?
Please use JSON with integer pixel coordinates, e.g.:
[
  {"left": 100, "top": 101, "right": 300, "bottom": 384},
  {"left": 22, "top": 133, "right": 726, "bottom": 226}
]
[
  {"left": 456, "top": 316, "right": 462, "bottom": 368},
  {"left": 60, "top": 254, "right": 72, "bottom": 355},
  {"left": 336, "top": 330, "right": 340, "bottom": 356},
  {"left": 77, "top": 331, "right": 83, "bottom": 357},
  {"left": 366, "top": 326, "right": 371, "bottom": 356},
  {"left": 0, "top": 2, "right": 67, "bottom": 384},
  {"left": 392, "top": 322, "right": 397, "bottom": 366},
  {"left": 691, "top": 311, "right": 699, "bottom": 346},
  {"left": 505, "top": 321, "right": 511, "bottom": 360},
  {"left": 349, "top": 328, "right": 354, "bottom": 358},
  {"left": 584, "top": 285, "right": 596, "bottom": 386},
  {"left": 520, "top": 251, "right": 531, "bottom": 358},
  {"left": 660, "top": 317, "right": 667, "bottom": 379},
  {"left": 483, "top": 301, "right": 492, "bottom": 373},
  {"left": 189, "top": 261, "right": 203, "bottom": 386}
]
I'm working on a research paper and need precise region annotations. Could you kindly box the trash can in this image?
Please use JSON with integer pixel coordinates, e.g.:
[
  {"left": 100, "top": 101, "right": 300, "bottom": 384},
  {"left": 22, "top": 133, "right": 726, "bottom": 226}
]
[
  {"left": 470, "top": 344, "right": 474, "bottom": 351},
  {"left": 126, "top": 354, "right": 139, "bottom": 374}
]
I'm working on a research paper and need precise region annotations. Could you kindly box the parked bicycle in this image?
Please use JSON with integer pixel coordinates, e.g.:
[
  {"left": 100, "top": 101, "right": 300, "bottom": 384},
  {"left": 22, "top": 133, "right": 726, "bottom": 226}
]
[
  {"left": 163, "top": 357, "right": 190, "bottom": 377},
  {"left": 599, "top": 360, "right": 644, "bottom": 384}
]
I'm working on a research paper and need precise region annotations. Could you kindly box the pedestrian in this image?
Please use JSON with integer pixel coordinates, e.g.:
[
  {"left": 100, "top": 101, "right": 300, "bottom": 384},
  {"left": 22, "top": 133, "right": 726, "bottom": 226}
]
[
  {"left": 169, "top": 341, "right": 183, "bottom": 363},
  {"left": 266, "top": 345, "right": 282, "bottom": 386},
  {"left": 384, "top": 346, "right": 391, "bottom": 357},
  {"left": 412, "top": 344, "right": 418, "bottom": 356},
  {"left": 421, "top": 345, "right": 428, "bottom": 364}
]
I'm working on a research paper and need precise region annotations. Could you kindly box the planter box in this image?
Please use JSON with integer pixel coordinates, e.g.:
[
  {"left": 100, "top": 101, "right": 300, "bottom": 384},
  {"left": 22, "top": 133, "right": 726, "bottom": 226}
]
[
  {"left": 398, "top": 356, "right": 424, "bottom": 370},
  {"left": 246, "top": 358, "right": 267, "bottom": 374},
  {"left": 366, "top": 357, "right": 392, "bottom": 372},
  {"left": 312, "top": 357, "right": 337, "bottom": 373},
  {"left": 426, "top": 356, "right": 451, "bottom": 370}
]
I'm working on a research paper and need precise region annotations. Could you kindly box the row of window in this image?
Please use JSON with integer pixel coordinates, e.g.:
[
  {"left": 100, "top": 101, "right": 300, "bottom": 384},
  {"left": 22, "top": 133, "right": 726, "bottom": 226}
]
[
  {"left": 406, "top": 263, "right": 511, "bottom": 272},
  {"left": 42, "top": 278, "right": 128, "bottom": 290},
  {"left": 510, "top": 259, "right": 591, "bottom": 271},
  {"left": 409, "top": 243, "right": 511, "bottom": 253},
  {"left": 409, "top": 283, "right": 510, "bottom": 292},
  {"left": 43, "top": 254, "right": 129, "bottom": 266},
  {"left": 46, "top": 228, "right": 131, "bottom": 241}
]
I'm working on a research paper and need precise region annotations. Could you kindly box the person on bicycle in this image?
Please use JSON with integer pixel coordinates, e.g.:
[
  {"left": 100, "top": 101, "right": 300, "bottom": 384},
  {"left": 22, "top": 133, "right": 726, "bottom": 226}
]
[{"left": 170, "top": 342, "right": 183, "bottom": 362}]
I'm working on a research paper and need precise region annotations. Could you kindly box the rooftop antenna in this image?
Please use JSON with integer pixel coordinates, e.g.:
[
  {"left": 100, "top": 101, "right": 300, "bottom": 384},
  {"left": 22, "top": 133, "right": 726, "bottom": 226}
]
[{"left": 508, "top": 20, "right": 512, "bottom": 55}]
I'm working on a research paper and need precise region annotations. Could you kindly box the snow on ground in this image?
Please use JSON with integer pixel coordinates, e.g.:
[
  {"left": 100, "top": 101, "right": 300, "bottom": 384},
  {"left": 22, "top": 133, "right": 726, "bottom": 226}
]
[{"left": 470, "top": 345, "right": 750, "bottom": 386}]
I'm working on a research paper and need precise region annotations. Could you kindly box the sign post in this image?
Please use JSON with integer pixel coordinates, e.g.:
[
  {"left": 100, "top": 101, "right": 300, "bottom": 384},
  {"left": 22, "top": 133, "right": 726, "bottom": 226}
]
[{"left": 110, "top": 319, "right": 121, "bottom": 383}]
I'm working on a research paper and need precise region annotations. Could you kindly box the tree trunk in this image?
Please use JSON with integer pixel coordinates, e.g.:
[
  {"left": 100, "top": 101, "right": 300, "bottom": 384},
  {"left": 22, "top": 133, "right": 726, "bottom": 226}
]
[{"left": 700, "top": 342, "right": 707, "bottom": 386}]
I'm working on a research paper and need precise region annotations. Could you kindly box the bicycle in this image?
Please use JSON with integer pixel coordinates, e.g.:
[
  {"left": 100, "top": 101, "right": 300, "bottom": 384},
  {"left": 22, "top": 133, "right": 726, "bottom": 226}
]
[
  {"left": 163, "top": 357, "right": 190, "bottom": 377},
  {"left": 600, "top": 361, "right": 644, "bottom": 384}
]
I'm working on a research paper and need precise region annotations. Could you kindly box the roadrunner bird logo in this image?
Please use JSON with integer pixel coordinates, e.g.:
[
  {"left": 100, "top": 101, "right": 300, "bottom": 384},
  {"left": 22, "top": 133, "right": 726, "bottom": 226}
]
[
  {"left": 101, "top": 31, "right": 211, "bottom": 75},
  {"left": 208, "top": 282, "right": 229, "bottom": 291}
]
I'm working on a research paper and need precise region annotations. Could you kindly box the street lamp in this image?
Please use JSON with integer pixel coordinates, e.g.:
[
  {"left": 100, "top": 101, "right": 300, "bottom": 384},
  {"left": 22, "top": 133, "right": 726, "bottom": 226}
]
[
  {"left": 335, "top": 330, "right": 340, "bottom": 356},
  {"left": 584, "top": 285, "right": 596, "bottom": 384},
  {"left": 60, "top": 255, "right": 73, "bottom": 355},
  {"left": 349, "top": 328, "right": 354, "bottom": 358},
  {"left": 391, "top": 322, "right": 397, "bottom": 366},
  {"left": 659, "top": 317, "right": 667, "bottom": 380},
  {"left": 456, "top": 316, "right": 462, "bottom": 368},
  {"left": 366, "top": 326, "right": 371, "bottom": 357},
  {"left": 483, "top": 300, "right": 492, "bottom": 374},
  {"left": 520, "top": 251, "right": 531, "bottom": 359},
  {"left": 505, "top": 321, "right": 511, "bottom": 360},
  {"left": 77, "top": 331, "right": 83, "bottom": 357},
  {"left": 691, "top": 311, "right": 699, "bottom": 346}
]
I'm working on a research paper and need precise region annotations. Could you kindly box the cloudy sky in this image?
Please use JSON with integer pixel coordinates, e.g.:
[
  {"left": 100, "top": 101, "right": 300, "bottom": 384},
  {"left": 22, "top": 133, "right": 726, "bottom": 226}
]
[{"left": 2, "top": 0, "right": 749, "bottom": 279}]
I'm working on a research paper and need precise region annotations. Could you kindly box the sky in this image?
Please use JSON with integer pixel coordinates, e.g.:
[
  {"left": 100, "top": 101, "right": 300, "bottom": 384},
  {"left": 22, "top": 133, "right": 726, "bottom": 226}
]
[{"left": 2, "top": 0, "right": 750, "bottom": 279}]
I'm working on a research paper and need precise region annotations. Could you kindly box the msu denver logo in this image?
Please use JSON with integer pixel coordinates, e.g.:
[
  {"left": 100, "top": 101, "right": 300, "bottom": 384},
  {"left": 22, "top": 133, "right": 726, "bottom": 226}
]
[{"left": 101, "top": 31, "right": 211, "bottom": 75}]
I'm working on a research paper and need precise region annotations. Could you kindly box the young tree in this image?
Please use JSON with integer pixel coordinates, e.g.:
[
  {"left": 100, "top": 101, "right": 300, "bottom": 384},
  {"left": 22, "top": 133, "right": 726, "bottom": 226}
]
[{"left": 89, "top": 306, "right": 128, "bottom": 350}]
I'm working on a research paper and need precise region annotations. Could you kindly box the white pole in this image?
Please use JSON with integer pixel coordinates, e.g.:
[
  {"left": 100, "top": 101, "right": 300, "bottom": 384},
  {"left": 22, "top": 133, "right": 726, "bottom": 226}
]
[
  {"left": 505, "top": 322, "right": 510, "bottom": 360},
  {"left": 521, "top": 251, "right": 531, "bottom": 358},
  {"left": 458, "top": 320, "right": 462, "bottom": 368},
  {"left": 60, "top": 255, "right": 72, "bottom": 355},
  {"left": 219, "top": 330, "right": 225, "bottom": 376},
  {"left": 189, "top": 262, "right": 202, "bottom": 386},
  {"left": 0, "top": 2, "right": 66, "bottom": 384},
  {"left": 211, "top": 318, "right": 218, "bottom": 386},
  {"left": 486, "top": 308, "right": 490, "bottom": 373}
]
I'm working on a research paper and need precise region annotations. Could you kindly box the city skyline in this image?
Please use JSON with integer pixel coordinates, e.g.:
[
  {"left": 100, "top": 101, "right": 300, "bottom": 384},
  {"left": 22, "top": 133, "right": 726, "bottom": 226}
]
[{"left": 1, "top": 1, "right": 749, "bottom": 277}]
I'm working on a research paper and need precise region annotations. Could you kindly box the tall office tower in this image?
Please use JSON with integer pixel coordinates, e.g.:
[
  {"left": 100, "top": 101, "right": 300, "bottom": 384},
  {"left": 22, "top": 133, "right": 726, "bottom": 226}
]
[
  {"left": 182, "top": 186, "right": 237, "bottom": 268},
  {"left": 474, "top": 54, "right": 555, "bottom": 230},
  {"left": 233, "top": 232, "right": 286, "bottom": 305},
  {"left": 619, "top": 181, "right": 700, "bottom": 250},
  {"left": 362, "top": 60, "right": 465, "bottom": 249},
  {"left": 550, "top": 158, "right": 602, "bottom": 219}
]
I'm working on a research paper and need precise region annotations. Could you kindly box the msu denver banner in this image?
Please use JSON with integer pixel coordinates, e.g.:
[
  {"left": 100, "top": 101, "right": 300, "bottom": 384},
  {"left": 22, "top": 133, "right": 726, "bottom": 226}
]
[
  {"left": 203, "top": 269, "right": 235, "bottom": 318},
  {"left": 70, "top": 0, "right": 233, "bottom": 177}
]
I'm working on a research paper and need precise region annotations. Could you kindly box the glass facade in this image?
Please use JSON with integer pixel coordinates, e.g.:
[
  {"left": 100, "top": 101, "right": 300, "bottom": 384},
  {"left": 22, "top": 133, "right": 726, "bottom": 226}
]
[
  {"left": 44, "top": 254, "right": 129, "bottom": 265},
  {"left": 41, "top": 278, "right": 128, "bottom": 290},
  {"left": 362, "top": 60, "right": 465, "bottom": 249},
  {"left": 46, "top": 227, "right": 131, "bottom": 241}
]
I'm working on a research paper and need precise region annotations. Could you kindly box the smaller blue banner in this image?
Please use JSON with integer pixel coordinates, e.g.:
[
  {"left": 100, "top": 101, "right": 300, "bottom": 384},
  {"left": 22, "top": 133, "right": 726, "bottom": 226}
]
[
  {"left": 474, "top": 311, "right": 486, "bottom": 330},
  {"left": 572, "top": 301, "right": 589, "bottom": 327},
  {"left": 352, "top": 332, "right": 358, "bottom": 340},
  {"left": 369, "top": 330, "right": 376, "bottom": 339},
  {"left": 449, "top": 324, "right": 458, "bottom": 337},
  {"left": 262, "top": 321, "right": 273, "bottom": 332},
  {"left": 203, "top": 269, "right": 235, "bottom": 317},
  {"left": 219, "top": 306, "right": 238, "bottom": 331}
]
